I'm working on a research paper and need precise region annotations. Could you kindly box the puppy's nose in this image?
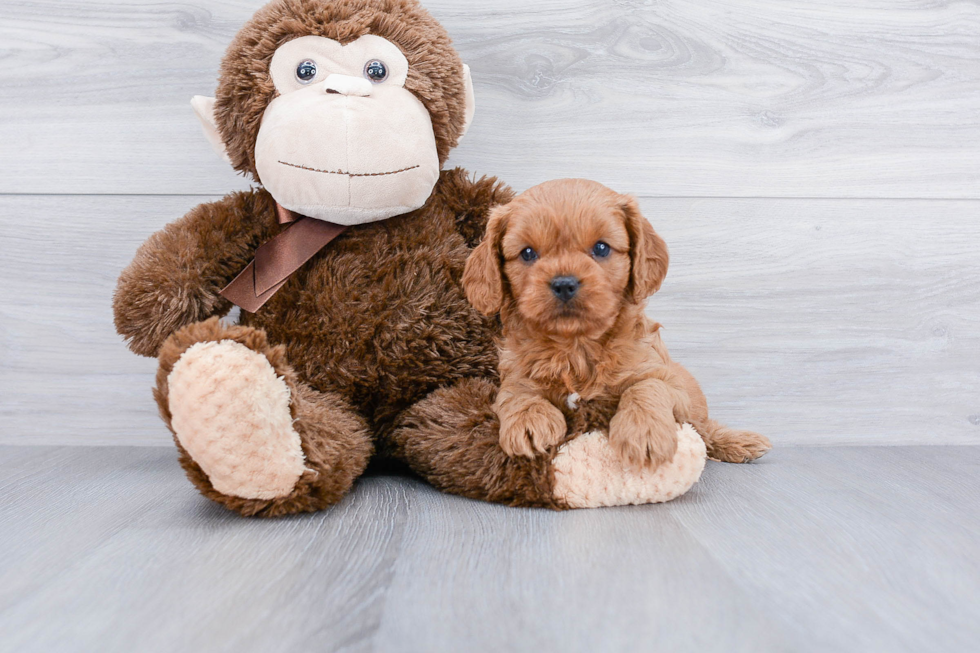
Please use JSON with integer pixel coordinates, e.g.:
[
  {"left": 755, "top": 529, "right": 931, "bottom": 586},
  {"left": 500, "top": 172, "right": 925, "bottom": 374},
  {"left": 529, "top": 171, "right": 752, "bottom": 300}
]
[{"left": 550, "top": 276, "right": 580, "bottom": 302}]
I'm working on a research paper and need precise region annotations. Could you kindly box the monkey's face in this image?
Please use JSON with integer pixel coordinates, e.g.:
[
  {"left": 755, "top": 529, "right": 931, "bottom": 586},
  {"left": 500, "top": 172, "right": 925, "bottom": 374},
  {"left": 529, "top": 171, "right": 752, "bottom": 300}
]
[
  {"left": 195, "top": 27, "right": 474, "bottom": 226},
  {"left": 252, "top": 35, "right": 441, "bottom": 225}
]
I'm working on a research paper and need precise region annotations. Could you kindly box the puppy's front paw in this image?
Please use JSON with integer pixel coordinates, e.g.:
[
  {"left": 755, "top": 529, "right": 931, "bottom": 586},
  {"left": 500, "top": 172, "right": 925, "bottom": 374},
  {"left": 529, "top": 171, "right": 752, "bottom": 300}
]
[
  {"left": 608, "top": 408, "right": 679, "bottom": 470},
  {"left": 498, "top": 400, "right": 567, "bottom": 458}
]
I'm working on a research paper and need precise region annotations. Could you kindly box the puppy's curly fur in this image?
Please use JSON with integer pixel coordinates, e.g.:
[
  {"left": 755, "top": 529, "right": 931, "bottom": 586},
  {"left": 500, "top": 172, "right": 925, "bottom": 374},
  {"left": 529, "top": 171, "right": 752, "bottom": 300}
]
[{"left": 463, "top": 179, "right": 771, "bottom": 467}]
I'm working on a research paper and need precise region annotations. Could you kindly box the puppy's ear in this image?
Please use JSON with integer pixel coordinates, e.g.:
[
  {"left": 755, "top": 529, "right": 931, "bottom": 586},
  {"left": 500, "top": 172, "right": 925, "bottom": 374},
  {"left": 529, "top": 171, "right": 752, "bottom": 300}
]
[
  {"left": 463, "top": 204, "right": 509, "bottom": 314},
  {"left": 621, "top": 195, "right": 669, "bottom": 303}
]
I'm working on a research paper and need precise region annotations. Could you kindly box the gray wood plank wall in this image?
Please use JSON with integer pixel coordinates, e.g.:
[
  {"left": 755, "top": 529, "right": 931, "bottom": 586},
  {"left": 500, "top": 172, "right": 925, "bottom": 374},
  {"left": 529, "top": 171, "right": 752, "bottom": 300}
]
[{"left": 1, "top": 0, "right": 978, "bottom": 446}]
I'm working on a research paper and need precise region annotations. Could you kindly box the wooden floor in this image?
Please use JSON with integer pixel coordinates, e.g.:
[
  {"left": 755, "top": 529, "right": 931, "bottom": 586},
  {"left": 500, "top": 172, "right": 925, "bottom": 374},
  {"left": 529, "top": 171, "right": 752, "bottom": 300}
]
[{"left": 0, "top": 444, "right": 977, "bottom": 653}]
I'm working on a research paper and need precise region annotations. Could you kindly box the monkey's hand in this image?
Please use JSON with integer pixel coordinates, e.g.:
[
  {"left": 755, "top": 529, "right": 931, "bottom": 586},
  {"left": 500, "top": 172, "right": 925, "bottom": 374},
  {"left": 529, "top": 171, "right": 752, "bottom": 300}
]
[{"left": 113, "top": 192, "right": 270, "bottom": 357}]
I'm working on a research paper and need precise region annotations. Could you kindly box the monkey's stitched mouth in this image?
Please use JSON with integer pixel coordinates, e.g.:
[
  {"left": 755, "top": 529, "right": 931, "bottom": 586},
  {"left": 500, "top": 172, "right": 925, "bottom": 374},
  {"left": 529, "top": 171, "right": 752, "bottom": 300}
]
[{"left": 278, "top": 161, "right": 420, "bottom": 177}]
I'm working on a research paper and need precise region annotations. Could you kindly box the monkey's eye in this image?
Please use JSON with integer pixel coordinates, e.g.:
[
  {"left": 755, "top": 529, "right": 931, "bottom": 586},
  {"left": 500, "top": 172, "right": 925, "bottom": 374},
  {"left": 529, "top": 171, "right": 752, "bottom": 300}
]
[
  {"left": 520, "top": 247, "right": 538, "bottom": 263},
  {"left": 592, "top": 241, "right": 612, "bottom": 258},
  {"left": 364, "top": 59, "right": 388, "bottom": 83},
  {"left": 295, "top": 59, "right": 318, "bottom": 84}
]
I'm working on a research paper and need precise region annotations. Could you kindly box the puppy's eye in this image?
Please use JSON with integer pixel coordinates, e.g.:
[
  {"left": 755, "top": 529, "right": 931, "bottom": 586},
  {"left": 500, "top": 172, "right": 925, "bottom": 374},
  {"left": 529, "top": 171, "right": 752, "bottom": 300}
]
[
  {"left": 592, "top": 241, "right": 612, "bottom": 258},
  {"left": 520, "top": 247, "right": 538, "bottom": 263}
]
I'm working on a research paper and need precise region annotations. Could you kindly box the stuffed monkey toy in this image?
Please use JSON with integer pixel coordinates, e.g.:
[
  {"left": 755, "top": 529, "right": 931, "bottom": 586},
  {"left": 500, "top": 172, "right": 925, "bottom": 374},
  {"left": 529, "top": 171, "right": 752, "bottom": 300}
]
[{"left": 113, "top": 0, "right": 751, "bottom": 517}]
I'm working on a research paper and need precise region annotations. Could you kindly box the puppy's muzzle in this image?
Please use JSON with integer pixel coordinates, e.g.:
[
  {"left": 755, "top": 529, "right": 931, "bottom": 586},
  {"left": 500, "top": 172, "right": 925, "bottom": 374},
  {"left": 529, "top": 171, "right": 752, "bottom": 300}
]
[{"left": 550, "top": 276, "right": 580, "bottom": 302}]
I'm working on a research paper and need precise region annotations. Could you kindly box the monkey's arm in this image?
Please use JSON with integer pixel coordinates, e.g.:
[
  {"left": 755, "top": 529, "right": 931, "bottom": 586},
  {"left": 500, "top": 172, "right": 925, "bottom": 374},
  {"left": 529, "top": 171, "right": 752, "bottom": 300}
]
[
  {"left": 113, "top": 190, "right": 276, "bottom": 357},
  {"left": 436, "top": 168, "right": 514, "bottom": 247}
]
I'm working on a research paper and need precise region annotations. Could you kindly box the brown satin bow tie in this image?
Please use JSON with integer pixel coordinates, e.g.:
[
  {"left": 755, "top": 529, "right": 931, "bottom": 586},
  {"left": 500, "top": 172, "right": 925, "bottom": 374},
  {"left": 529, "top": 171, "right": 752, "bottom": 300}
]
[{"left": 220, "top": 203, "right": 347, "bottom": 313}]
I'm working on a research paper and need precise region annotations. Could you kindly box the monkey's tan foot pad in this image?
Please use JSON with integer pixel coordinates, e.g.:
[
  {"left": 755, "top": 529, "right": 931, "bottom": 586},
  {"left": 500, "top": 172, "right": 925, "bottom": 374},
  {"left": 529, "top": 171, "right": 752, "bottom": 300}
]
[
  {"left": 167, "top": 340, "right": 307, "bottom": 500},
  {"left": 552, "top": 423, "right": 707, "bottom": 509}
]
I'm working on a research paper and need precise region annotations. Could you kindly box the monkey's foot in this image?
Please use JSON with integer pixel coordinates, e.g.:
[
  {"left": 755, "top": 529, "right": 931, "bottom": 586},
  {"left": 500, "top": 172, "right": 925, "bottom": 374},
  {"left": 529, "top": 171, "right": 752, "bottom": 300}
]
[
  {"left": 552, "top": 424, "right": 706, "bottom": 508},
  {"left": 167, "top": 339, "right": 307, "bottom": 500}
]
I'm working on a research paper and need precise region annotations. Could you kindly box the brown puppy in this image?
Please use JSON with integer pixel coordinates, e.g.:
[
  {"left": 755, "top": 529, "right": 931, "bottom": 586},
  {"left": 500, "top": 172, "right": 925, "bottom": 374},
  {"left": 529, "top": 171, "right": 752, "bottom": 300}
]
[{"left": 463, "top": 179, "right": 771, "bottom": 468}]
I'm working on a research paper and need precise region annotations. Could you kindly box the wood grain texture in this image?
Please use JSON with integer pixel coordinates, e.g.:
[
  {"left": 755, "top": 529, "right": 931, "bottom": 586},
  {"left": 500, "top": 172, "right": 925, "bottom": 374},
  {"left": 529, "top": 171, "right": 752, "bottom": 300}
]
[
  {"left": 371, "top": 477, "right": 792, "bottom": 652},
  {"left": 670, "top": 446, "right": 980, "bottom": 653},
  {"left": 0, "top": 447, "right": 410, "bottom": 653},
  {"left": 1, "top": 194, "right": 977, "bottom": 446},
  {"left": 0, "top": 445, "right": 977, "bottom": 652},
  {"left": 0, "top": 0, "right": 978, "bottom": 197}
]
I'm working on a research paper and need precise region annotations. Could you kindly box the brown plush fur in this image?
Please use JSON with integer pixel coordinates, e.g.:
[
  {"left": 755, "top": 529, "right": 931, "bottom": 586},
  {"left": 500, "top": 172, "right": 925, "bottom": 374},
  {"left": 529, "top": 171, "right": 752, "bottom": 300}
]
[
  {"left": 215, "top": 0, "right": 469, "bottom": 179},
  {"left": 386, "top": 378, "right": 562, "bottom": 508},
  {"left": 114, "top": 1, "right": 764, "bottom": 517},
  {"left": 462, "top": 179, "right": 772, "bottom": 469},
  {"left": 155, "top": 318, "right": 374, "bottom": 516},
  {"left": 114, "top": 0, "right": 563, "bottom": 517},
  {"left": 116, "top": 166, "right": 522, "bottom": 515}
]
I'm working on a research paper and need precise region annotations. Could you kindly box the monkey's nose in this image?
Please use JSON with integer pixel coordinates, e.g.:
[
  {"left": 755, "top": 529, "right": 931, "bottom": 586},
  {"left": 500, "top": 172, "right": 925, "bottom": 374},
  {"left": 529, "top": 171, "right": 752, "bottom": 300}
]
[
  {"left": 550, "top": 276, "right": 580, "bottom": 302},
  {"left": 323, "top": 74, "right": 372, "bottom": 97}
]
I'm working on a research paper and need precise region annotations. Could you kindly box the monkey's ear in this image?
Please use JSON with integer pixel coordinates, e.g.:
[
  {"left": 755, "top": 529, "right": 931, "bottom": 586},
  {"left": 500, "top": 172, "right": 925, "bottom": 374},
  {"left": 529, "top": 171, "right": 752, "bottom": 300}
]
[
  {"left": 621, "top": 195, "right": 669, "bottom": 303},
  {"left": 459, "top": 64, "right": 476, "bottom": 141},
  {"left": 190, "top": 96, "right": 232, "bottom": 164},
  {"left": 462, "top": 204, "right": 509, "bottom": 315}
]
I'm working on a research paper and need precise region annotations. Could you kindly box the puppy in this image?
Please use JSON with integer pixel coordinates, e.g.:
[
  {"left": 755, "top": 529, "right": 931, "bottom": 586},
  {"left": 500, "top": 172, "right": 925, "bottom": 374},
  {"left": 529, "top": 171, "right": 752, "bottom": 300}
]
[{"left": 463, "top": 179, "right": 771, "bottom": 468}]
